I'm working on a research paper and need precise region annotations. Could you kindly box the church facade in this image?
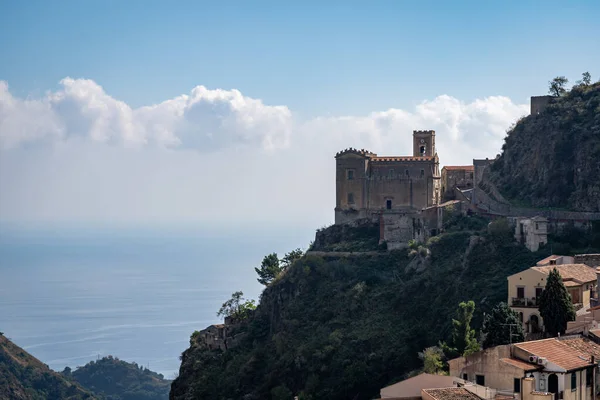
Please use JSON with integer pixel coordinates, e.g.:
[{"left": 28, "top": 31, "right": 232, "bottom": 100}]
[{"left": 335, "top": 130, "right": 441, "bottom": 225}]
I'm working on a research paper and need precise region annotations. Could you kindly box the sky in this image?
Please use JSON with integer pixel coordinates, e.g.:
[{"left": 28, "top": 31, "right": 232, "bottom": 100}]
[{"left": 1, "top": 0, "right": 599, "bottom": 228}]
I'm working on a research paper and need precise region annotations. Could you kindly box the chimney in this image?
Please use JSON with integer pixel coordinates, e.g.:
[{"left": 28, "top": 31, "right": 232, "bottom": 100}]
[{"left": 522, "top": 377, "right": 535, "bottom": 397}]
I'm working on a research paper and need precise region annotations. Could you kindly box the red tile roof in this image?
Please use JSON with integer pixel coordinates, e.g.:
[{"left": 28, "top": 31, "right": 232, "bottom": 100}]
[
  {"left": 371, "top": 156, "right": 436, "bottom": 162},
  {"left": 532, "top": 264, "right": 596, "bottom": 284},
  {"left": 500, "top": 357, "right": 542, "bottom": 371},
  {"left": 560, "top": 337, "right": 600, "bottom": 359},
  {"left": 422, "top": 388, "right": 481, "bottom": 400},
  {"left": 514, "top": 338, "right": 593, "bottom": 371}
]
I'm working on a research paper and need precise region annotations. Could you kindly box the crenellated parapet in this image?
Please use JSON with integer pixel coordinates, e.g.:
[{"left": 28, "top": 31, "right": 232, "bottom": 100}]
[
  {"left": 413, "top": 130, "right": 436, "bottom": 135},
  {"left": 335, "top": 148, "right": 377, "bottom": 158}
]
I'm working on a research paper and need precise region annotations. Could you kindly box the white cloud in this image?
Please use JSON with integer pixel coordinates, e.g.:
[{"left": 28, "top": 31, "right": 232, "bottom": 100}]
[{"left": 0, "top": 78, "right": 529, "bottom": 226}]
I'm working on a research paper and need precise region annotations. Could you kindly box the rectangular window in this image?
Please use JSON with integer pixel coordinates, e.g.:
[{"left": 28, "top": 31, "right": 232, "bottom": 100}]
[
  {"left": 571, "top": 372, "right": 577, "bottom": 391},
  {"left": 587, "top": 368, "right": 593, "bottom": 387},
  {"left": 514, "top": 378, "right": 521, "bottom": 393},
  {"left": 347, "top": 169, "right": 354, "bottom": 180},
  {"left": 405, "top": 169, "right": 410, "bottom": 177},
  {"left": 386, "top": 200, "right": 392, "bottom": 210},
  {"left": 462, "top": 373, "right": 468, "bottom": 381},
  {"left": 475, "top": 375, "right": 485, "bottom": 386},
  {"left": 420, "top": 169, "right": 424, "bottom": 177},
  {"left": 388, "top": 169, "right": 394, "bottom": 178},
  {"left": 517, "top": 287, "right": 525, "bottom": 298},
  {"left": 347, "top": 193, "right": 354, "bottom": 204},
  {"left": 535, "top": 287, "right": 543, "bottom": 298}
]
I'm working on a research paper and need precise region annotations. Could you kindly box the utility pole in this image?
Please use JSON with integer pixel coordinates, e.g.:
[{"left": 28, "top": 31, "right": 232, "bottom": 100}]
[{"left": 500, "top": 323, "right": 521, "bottom": 344}]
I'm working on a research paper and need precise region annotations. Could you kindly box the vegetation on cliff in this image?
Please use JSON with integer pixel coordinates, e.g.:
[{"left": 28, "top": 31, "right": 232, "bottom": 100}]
[
  {"left": 0, "top": 334, "right": 97, "bottom": 400},
  {"left": 170, "top": 214, "right": 600, "bottom": 400},
  {"left": 489, "top": 78, "right": 600, "bottom": 211},
  {"left": 62, "top": 356, "right": 171, "bottom": 400}
]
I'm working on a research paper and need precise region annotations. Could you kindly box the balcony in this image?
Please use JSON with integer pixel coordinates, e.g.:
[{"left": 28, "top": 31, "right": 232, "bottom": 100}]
[{"left": 511, "top": 297, "right": 538, "bottom": 308}]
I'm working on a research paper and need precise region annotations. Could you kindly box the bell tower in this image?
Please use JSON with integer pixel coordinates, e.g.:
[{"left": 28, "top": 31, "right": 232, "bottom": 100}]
[{"left": 413, "top": 130, "right": 436, "bottom": 157}]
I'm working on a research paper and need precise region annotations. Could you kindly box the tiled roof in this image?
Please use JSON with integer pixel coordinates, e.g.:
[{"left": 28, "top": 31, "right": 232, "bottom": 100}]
[
  {"left": 560, "top": 337, "right": 600, "bottom": 359},
  {"left": 564, "top": 281, "right": 581, "bottom": 287},
  {"left": 422, "top": 388, "right": 481, "bottom": 400},
  {"left": 531, "top": 264, "right": 596, "bottom": 284},
  {"left": 371, "top": 156, "right": 435, "bottom": 162},
  {"left": 442, "top": 165, "right": 474, "bottom": 171},
  {"left": 500, "top": 357, "right": 542, "bottom": 371},
  {"left": 589, "top": 329, "right": 600, "bottom": 339},
  {"left": 514, "top": 338, "right": 593, "bottom": 371},
  {"left": 536, "top": 255, "right": 563, "bottom": 265}
]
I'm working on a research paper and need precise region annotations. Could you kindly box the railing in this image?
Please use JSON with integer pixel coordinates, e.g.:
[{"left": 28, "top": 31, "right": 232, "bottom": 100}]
[{"left": 511, "top": 297, "right": 538, "bottom": 307}]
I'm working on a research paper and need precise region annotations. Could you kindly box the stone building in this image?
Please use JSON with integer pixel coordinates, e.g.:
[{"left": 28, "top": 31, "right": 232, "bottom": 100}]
[
  {"left": 531, "top": 95, "right": 553, "bottom": 115},
  {"left": 513, "top": 216, "right": 548, "bottom": 252},
  {"left": 334, "top": 130, "right": 441, "bottom": 225},
  {"left": 441, "top": 165, "right": 474, "bottom": 201}
]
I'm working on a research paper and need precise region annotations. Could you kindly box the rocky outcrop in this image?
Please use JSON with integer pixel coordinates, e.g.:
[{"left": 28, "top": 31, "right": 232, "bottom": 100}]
[{"left": 488, "top": 82, "right": 600, "bottom": 212}]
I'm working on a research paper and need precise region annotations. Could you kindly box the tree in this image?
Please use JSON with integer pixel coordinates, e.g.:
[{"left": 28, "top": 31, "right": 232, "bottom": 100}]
[
  {"left": 481, "top": 302, "right": 524, "bottom": 348},
  {"left": 281, "top": 248, "right": 304, "bottom": 270},
  {"left": 441, "top": 301, "right": 480, "bottom": 359},
  {"left": 255, "top": 253, "right": 282, "bottom": 286},
  {"left": 418, "top": 346, "right": 444, "bottom": 374},
  {"left": 217, "top": 291, "right": 256, "bottom": 320},
  {"left": 581, "top": 72, "right": 592, "bottom": 86},
  {"left": 548, "top": 76, "right": 569, "bottom": 97},
  {"left": 538, "top": 268, "right": 576, "bottom": 336}
]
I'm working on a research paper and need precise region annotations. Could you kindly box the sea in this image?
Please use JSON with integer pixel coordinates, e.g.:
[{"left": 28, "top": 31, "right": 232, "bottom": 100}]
[{"left": 0, "top": 223, "right": 315, "bottom": 379}]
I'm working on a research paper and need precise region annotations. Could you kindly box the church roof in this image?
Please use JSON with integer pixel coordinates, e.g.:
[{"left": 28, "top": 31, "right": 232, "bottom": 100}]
[{"left": 371, "top": 156, "right": 435, "bottom": 162}]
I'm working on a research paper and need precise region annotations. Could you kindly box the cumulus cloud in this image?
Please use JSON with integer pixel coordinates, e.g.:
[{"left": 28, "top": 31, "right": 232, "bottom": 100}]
[
  {"left": 0, "top": 78, "right": 293, "bottom": 151},
  {"left": 0, "top": 78, "right": 529, "bottom": 226}
]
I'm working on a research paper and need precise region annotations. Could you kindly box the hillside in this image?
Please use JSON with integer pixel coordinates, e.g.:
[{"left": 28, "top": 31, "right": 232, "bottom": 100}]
[
  {"left": 489, "top": 81, "right": 600, "bottom": 211},
  {"left": 170, "top": 215, "right": 589, "bottom": 400},
  {"left": 63, "top": 356, "right": 171, "bottom": 400},
  {"left": 0, "top": 334, "right": 97, "bottom": 400}
]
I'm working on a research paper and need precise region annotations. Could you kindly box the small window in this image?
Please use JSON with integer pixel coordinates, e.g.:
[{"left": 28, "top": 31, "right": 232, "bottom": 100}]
[
  {"left": 388, "top": 169, "right": 394, "bottom": 178},
  {"left": 462, "top": 373, "right": 468, "bottom": 381},
  {"left": 386, "top": 200, "right": 392, "bottom": 210},
  {"left": 469, "top": 172, "right": 474, "bottom": 179},
  {"left": 536, "top": 223, "right": 539, "bottom": 230},
  {"left": 405, "top": 169, "right": 410, "bottom": 177},
  {"left": 420, "top": 169, "right": 424, "bottom": 177},
  {"left": 536, "top": 287, "right": 543, "bottom": 298},
  {"left": 347, "top": 193, "right": 354, "bottom": 204},
  {"left": 347, "top": 169, "right": 354, "bottom": 180},
  {"left": 517, "top": 287, "right": 525, "bottom": 298},
  {"left": 514, "top": 378, "right": 521, "bottom": 393},
  {"left": 571, "top": 372, "right": 577, "bottom": 391},
  {"left": 587, "top": 367, "right": 593, "bottom": 387},
  {"left": 476, "top": 375, "right": 485, "bottom": 386}
]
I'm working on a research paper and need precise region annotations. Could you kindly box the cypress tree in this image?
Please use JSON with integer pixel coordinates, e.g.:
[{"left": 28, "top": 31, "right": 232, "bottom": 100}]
[{"left": 538, "top": 268, "right": 576, "bottom": 336}]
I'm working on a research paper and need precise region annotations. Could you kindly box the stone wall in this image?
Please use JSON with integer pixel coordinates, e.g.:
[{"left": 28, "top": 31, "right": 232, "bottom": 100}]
[{"left": 574, "top": 254, "right": 600, "bottom": 267}]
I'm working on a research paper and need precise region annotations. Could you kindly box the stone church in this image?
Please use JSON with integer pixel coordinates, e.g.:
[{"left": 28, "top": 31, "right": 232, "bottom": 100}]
[{"left": 334, "top": 130, "right": 441, "bottom": 226}]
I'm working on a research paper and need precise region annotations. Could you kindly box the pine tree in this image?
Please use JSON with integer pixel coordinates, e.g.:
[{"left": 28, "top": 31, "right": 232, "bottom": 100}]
[
  {"left": 538, "top": 268, "right": 576, "bottom": 336},
  {"left": 481, "top": 302, "right": 524, "bottom": 348},
  {"left": 441, "top": 300, "right": 480, "bottom": 359}
]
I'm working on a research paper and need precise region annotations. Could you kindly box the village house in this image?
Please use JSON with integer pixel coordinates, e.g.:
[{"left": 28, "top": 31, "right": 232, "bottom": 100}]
[
  {"left": 513, "top": 216, "right": 549, "bottom": 252},
  {"left": 507, "top": 262, "right": 597, "bottom": 333},
  {"left": 448, "top": 335, "right": 599, "bottom": 399}
]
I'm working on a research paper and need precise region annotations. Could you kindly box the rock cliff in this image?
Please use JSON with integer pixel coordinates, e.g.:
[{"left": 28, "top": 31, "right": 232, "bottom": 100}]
[{"left": 489, "top": 82, "right": 600, "bottom": 211}]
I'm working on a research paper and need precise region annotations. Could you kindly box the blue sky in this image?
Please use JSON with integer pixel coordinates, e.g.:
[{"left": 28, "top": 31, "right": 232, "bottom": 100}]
[
  {"left": 2, "top": 0, "right": 598, "bottom": 117},
  {"left": 0, "top": 1, "right": 598, "bottom": 226}
]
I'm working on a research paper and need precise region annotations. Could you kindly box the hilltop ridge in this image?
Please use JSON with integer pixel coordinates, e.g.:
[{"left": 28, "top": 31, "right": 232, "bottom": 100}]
[
  {"left": 0, "top": 334, "right": 97, "bottom": 400},
  {"left": 489, "top": 81, "right": 600, "bottom": 211}
]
